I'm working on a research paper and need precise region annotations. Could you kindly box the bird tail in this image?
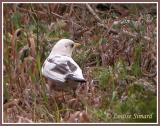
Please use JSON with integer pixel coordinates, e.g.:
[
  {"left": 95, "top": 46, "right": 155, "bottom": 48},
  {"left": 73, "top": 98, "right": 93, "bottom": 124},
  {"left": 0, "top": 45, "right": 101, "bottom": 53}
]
[{"left": 65, "top": 74, "right": 86, "bottom": 83}]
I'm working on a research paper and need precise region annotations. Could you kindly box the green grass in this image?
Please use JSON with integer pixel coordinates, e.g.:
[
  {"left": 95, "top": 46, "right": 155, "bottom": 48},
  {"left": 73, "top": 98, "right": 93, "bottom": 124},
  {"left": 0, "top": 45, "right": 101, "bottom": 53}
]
[{"left": 131, "top": 44, "right": 142, "bottom": 77}]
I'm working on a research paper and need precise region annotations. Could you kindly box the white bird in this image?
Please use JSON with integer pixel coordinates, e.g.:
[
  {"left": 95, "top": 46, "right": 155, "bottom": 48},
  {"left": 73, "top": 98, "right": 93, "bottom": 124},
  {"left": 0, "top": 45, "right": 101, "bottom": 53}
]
[{"left": 41, "top": 39, "right": 86, "bottom": 91}]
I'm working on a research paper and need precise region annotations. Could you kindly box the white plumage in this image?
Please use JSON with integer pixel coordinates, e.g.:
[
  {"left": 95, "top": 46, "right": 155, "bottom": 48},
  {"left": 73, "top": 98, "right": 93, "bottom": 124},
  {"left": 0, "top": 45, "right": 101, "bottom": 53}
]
[{"left": 41, "top": 39, "right": 86, "bottom": 90}]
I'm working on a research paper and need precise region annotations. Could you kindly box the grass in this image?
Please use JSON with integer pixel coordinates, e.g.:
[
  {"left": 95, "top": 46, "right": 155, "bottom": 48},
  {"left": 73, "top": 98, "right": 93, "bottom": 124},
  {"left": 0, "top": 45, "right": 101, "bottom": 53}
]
[
  {"left": 131, "top": 44, "right": 142, "bottom": 77},
  {"left": 3, "top": 3, "right": 157, "bottom": 123}
]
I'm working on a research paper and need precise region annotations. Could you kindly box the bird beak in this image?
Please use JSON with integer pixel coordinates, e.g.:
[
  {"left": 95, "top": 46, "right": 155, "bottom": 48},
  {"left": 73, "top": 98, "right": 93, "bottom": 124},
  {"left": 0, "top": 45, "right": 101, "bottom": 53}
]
[{"left": 74, "top": 43, "right": 81, "bottom": 48}]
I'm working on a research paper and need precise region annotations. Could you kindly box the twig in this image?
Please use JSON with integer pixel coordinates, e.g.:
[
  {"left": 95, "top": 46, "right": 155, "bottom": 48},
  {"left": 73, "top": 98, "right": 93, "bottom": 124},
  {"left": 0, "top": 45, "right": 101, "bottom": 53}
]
[
  {"left": 17, "top": 6, "right": 84, "bottom": 29},
  {"left": 86, "top": 4, "right": 118, "bottom": 35},
  {"left": 122, "top": 30, "right": 152, "bottom": 42},
  {"left": 17, "top": 116, "right": 33, "bottom": 123},
  {"left": 86, "top": 4, "right": 152, "bottom": 42},
  {"left": 3, "top": 99, "right": 20, "bottom": 110},
  {"left": 97, "top": 23, "right": 118, "bottom": 34},
  {"left": 51, "top": 12, "right": 66, "bottom": 20},
  {"left": 69, "top": 4, "right": 74, "bottom": 16},
  {"left": 86, "top": 4, "right": 102, "bottom": 23}
]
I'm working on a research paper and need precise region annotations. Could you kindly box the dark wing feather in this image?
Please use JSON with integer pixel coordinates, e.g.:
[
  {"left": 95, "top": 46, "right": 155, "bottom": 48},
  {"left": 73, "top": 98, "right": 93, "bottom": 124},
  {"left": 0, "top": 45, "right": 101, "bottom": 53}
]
[
  {"left": 47, "top": 58, "right": 54, "bottom": 63},
  {"left": 47, "top": 58, "right": 78, "bottom": 75},
  {"left": 67, "top": 61, "right": 77, "bottom": 72},
  {"left": 65, "top": 74, "right": 86, "bottom": 82},
  {"left": 51, "top": 63, "right": 69, "bottom": 74},
  {"left": 47, "top": 58, "right": 68, "bottom": 74}
]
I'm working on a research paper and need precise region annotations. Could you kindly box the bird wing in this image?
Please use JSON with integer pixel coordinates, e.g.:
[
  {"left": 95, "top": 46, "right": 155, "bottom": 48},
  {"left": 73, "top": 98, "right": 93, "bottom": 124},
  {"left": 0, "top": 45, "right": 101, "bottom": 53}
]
[
  {"left": 42, "top": 55, "right": 85, "bottom": 83},
  {"left": 65, "top": 59, "right": 86, "bottom": 82}
]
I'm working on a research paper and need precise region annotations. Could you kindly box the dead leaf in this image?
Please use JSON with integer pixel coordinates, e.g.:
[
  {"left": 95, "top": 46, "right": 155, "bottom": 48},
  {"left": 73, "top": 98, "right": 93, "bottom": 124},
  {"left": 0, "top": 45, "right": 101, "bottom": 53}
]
[
  {"left": 28, "top": 33, "right": 36, "bottom": 57},
  {"left": 65, "top": 111, "right": 90, "bottom": 123}
]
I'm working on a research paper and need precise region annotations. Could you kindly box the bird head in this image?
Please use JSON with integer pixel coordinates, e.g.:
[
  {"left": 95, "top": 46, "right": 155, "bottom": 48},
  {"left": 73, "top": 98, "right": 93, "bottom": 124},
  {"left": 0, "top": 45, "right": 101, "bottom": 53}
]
[{"left": 50, "top": 39, "right": 81, "bottom": 57}]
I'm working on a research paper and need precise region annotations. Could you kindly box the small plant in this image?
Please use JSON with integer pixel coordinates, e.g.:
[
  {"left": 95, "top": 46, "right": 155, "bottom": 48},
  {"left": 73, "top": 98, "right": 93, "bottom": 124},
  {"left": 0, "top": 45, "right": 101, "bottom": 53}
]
[
  {"left": 131, "top": 44, "right": 142, "bottom": 77},
  {"left": 92, "top": 67, "right": 114, "bottom": 90}
]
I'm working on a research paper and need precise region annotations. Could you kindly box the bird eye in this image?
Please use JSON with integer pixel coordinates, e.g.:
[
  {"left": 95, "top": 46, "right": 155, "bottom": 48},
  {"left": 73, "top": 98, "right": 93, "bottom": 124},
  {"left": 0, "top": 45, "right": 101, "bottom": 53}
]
[{"left": 71, "top": 43, "right": 74, "bottom": 48}]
